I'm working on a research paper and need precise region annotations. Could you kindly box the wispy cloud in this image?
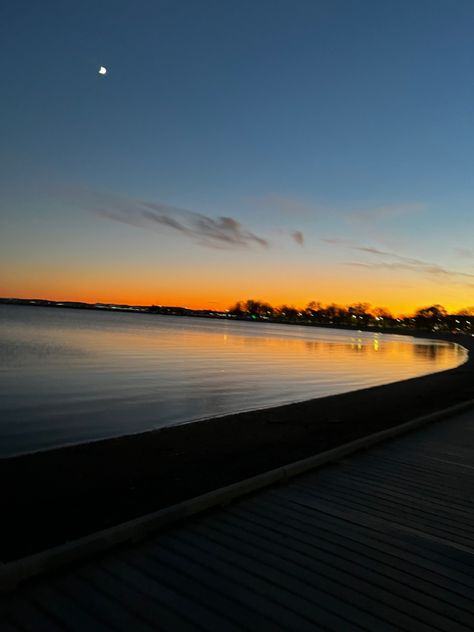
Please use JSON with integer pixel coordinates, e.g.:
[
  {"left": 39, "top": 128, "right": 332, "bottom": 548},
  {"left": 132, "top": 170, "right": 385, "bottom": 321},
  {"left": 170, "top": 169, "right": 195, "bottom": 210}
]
[
  {"left": 89, "top": 193, "right": 269, "bottom": 249},
  {"left": 353, "top": 246, "right": 389, "bottom": 256},
  {"left": 292, "top": 231, "right": 304, "bottom": 245},
  {"left": 352, "top": 246, "right": 426, "bottom": 267},
  {"left": 351, "top": 250, "right": 474, "bottom": 283},
  {"left": 455, "top": 247, "right": 474, "bottom": 259},
  {"left": 321, "top": 237, "right": 357, "bottom": 246},
  {"left": 345, "top": 260, "right": 474, "bottom": 288},
  {"left": 349, "top": 202, "right": 426, "bottom": 224},
  {"left": 325, "top": 237, "right": 474, "bottom": 286}
]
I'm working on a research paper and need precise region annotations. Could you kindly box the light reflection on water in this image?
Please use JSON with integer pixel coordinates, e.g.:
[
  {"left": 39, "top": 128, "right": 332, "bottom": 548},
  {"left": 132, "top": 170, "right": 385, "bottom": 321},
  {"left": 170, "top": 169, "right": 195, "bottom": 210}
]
[{"left": 0, "top": 305, "right": 467, "bottom": 456}]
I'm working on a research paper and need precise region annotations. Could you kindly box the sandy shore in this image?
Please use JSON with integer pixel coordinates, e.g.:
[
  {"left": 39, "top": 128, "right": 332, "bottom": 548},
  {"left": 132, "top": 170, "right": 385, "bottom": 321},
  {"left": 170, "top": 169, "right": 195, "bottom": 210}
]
[{"left": 1, "top": 329, "right": 473, "bottom": 561}]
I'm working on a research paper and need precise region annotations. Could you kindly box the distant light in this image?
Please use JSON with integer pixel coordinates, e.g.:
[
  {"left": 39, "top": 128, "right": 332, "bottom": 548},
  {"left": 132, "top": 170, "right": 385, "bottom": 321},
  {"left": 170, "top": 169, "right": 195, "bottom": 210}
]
[{"left": 98, "top": 66, "right": 107, "bottom": 75}]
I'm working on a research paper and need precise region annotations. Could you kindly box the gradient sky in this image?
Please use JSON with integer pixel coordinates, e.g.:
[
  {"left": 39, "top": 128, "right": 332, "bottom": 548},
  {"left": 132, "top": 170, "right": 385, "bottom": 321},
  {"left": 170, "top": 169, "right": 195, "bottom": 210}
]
[{"left": 1, "top": 0, "right": 474, "bottom": 315}]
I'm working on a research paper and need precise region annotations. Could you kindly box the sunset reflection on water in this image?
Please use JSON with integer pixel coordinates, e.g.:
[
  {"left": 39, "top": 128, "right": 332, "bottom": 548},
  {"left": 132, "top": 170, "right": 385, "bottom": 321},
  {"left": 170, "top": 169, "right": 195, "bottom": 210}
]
[{"left": 0, "top": 305, "right": 467, "bottom": 456}]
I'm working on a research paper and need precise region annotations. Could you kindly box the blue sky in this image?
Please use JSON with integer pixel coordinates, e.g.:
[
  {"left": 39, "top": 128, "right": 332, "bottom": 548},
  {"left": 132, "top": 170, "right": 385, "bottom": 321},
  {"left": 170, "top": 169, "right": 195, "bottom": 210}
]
[{"left": 1, "top": 0, "right": 474, "bottom": 312}]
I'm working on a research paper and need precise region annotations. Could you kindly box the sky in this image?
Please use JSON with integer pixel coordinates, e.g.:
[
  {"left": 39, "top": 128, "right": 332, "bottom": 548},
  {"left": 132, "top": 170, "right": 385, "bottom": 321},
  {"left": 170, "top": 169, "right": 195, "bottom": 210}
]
[{"left": 1, "top": 0, "right": 474, "bottom": 315}]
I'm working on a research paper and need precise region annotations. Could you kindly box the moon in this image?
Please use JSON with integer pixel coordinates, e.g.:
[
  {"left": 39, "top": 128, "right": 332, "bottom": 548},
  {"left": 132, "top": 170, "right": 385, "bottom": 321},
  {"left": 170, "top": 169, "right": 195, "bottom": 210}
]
[{"left": 98, "top": 66, "right": 107, "bottom": 75}]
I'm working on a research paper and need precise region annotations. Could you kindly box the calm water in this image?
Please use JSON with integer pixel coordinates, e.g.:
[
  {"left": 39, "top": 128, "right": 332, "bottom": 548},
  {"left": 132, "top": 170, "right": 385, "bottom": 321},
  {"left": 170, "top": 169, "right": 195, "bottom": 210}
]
[{"left": 0, "top": 305, "right": 467, "bottom": 456}]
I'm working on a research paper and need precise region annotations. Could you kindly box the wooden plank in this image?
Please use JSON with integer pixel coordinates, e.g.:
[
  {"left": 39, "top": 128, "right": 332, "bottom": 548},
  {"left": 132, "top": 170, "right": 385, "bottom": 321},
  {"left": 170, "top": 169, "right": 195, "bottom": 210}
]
[
  {"left": 418, "top": 456, "right": 474, "bottom": 471},
  {"left": 382, "top": 444, "right": 474, "bottom": 462},
  {"left": 27, "top": 583, "right": 110, "bottom": 632},
  {"left": 352, "top": 452, "right": 474, "bottom": 483},
  {"left": 157, "top": 528, "right": 398, "bottom": 632},
  {"left": 357, "top": 460, "right": 474, "bottom": 489},
  {"left": 263, "top": 490, "right": 474, "bottom": 575},
  {"left": 305, "top": 478, "right": 474, "bottom": 543},
  {"left": 325, "top": 462, "right": 474, "bottom": 508},
  {"left": 314, "top": 456, "right": 474, "bottom": 495},
  {"left": 101, "top": 554, "right": 244, "bottom": 632},
  {"left": 316, "top": 463, "right": 474, "bottom": 513},
  {"left": 287, "top": 480, "right": 474, "bottom": 545},
  {"left": 78, "top": 562, "right": 198, "bottom": 632},
  {"left": 194, "top": 511, "right": 474, "bottom": 631},
  {"left": 217, "top": 501, "right": 474, "bottom": 623},
  {"left": 279, "top": 489, "right": 474, "bottom": 557},
  {"left": 350, "top": 449, "right": 474, "bottom": 475},
  {"left": 155, "top": 531, "right": 356, "bottom": 631},
  {"left": 297, "top": 473, "right": 474, "bottom": 528},
  {"left": 53, "top": 573, "right": 155, "bottom": 632},
  {"left": 290, "top": 481, "right": 474, "bottom": 546},
  {"left": 115, "top": 550, "right": 244, "bottom": 632},
  {"left": 247, "top": 494, "right": 474, "bottom": 596},
  {"left": 273, "top": 483, "right": 474, "bottom": 558},
  {"left": 123, "top": 544, "right": 286, "bottom": 631},
  {"left": 373, "top": 431, "right": 474, "bottom": 449},
  {"left": 1, "top": 595, "right": 65, "bottom": 632},
  {"left": 173, "top": 522, "right": 441, "bottom": 632}
]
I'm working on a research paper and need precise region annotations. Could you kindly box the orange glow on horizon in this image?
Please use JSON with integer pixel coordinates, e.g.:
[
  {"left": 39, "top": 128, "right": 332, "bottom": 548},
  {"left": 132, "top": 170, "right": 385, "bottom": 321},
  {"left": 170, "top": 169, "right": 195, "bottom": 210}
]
[
  {"left": 3, "top": 243, "right": 473, "bottom": 317},
  {"left": 2, "top": 285, "right": 471, "bottom": 317}
]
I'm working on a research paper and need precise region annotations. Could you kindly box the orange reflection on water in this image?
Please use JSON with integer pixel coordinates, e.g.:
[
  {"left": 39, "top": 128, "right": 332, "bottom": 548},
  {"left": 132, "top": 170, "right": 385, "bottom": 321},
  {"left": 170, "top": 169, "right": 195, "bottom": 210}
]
[
  {"left": 0, "top": 306, "right": 468, "bottom": 455},
  {"left": 54, "top": 316, "right": 465, "bottom": 385}
]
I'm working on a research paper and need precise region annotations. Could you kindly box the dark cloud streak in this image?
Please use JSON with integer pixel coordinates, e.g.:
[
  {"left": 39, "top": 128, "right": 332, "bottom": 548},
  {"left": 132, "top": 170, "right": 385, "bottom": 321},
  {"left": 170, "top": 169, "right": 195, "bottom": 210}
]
[
  {"left": 92, "top": 194, "right": 269, "bottom": 249},
  {"left": 292, "top": 231, "right": 304, "bottom": 245}
]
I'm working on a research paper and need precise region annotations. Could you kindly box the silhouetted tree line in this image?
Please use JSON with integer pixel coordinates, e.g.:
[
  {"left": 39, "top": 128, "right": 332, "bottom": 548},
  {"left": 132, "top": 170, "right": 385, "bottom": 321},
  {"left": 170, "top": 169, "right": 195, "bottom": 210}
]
[
  {"left": 2, "top": 297, "right": 473, "bottom": 333},
  {"left": 228, "top": 300, "right": 474, "bottom": 333}
]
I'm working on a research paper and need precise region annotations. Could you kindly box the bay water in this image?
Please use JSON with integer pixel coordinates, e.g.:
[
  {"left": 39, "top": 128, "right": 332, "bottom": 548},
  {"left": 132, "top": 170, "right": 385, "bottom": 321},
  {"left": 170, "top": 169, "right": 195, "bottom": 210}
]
[{"left": 0, "top": 304, "right": 466, "bottom": 456}]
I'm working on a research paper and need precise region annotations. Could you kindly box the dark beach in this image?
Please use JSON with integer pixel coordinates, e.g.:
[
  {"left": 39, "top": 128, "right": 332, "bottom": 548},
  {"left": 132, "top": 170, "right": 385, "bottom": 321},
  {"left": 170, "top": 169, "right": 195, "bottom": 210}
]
[{"left": 1, "top": 329, "right": 473, "bottom": 562}]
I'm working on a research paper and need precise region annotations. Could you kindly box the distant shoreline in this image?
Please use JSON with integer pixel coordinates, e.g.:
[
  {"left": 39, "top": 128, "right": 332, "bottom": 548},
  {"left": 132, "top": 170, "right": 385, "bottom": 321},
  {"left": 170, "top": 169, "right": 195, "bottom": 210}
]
[
  {"left": 1, "top": 295, "right": 471, "bottom": 340},
  {"left": 1, "top": 324, "right": 473, "bottom": 562}
]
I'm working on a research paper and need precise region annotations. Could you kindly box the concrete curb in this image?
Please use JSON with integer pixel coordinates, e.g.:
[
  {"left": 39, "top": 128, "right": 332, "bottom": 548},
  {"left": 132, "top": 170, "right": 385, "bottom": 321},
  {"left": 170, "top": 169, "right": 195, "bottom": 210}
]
[{"left": 1, "top": 397, "right": 474, "bottom": 593}]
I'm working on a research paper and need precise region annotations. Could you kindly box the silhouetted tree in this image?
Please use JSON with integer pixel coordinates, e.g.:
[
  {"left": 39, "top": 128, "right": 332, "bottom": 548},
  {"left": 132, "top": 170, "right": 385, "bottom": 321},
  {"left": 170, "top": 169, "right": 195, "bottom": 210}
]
[
  {"left": 319, "top": 303, "right": 348, "bottom": 323},
  {"left": 415, "top": 304, "right": 447, "bottom": 319},
  {"left": 370, "top": 307, "right": 393, "bottom": 327},
  {"left": 414, "top": 304, "right": 448, "bottom": 329},
  {"left": 304, "top": 301, "right": 323, "bottom": 320},
  {"left": 245, "top": 299, "right": 274, "bottom": 318},
  {"left": 458, "top": 307, "right": 474, "bottom": 316},
  {"left": 229, "top": 299, "right": 274, "bottom": 319},
  {"left": 276, "top": 305, "right": 299, "bottom": 321},
  {"left": 225, "top": 298, "right": 462, "bottom": 332},
  {"left": 347, "top": 302, "right": 371, "bottom": 326},
  {"left": 372, "top": 307, "right": 392, "bottom": 319},
  {"left": 228, "top": 301, "right": 245, "bottom": 316}
]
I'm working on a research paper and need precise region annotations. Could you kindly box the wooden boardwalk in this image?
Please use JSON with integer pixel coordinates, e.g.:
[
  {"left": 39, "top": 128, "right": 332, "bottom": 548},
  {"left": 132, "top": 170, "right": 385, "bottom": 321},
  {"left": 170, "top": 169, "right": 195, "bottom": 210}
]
[{"left": 2, "top": 408, "right": 474, "bottom": 631}]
